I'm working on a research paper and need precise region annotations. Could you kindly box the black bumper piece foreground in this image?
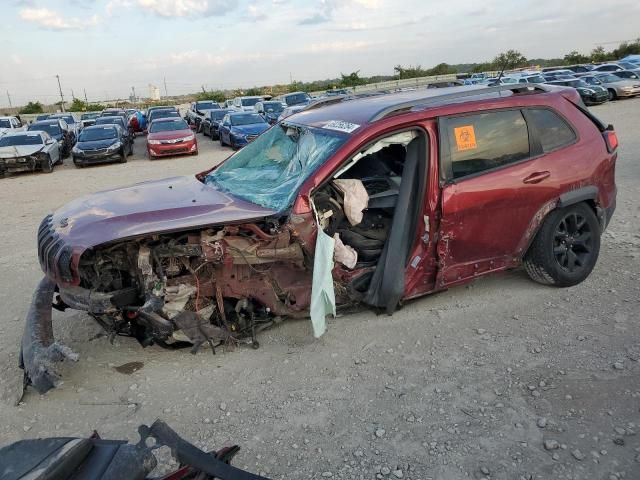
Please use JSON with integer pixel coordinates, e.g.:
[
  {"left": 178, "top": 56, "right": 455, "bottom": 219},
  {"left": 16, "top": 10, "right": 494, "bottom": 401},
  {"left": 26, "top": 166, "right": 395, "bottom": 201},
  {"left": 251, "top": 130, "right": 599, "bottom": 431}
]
[
  {"left": 0, "top": 419, "right": 271, "bottom": 480},
  {"left": 19, "top": 276, "right": 78, "bottom": 395}
]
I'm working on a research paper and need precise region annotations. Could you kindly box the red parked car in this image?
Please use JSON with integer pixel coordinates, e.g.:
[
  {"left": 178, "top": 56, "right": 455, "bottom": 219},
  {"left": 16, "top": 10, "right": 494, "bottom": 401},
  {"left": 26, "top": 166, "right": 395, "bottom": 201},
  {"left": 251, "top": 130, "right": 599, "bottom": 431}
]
[
  {"left": 146, "top": 117, "right": 197, "bottom": 158},
  {"left": 24, "top": 84, "right": 617, "bottom": 393}
]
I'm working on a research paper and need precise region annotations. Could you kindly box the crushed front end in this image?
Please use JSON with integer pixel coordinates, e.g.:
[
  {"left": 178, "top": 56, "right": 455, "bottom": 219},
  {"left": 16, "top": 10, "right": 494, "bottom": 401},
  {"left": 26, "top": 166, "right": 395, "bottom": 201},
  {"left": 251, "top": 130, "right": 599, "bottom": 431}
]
[{"left": 23, "top": 215, "right": 315, "bottom": 393}]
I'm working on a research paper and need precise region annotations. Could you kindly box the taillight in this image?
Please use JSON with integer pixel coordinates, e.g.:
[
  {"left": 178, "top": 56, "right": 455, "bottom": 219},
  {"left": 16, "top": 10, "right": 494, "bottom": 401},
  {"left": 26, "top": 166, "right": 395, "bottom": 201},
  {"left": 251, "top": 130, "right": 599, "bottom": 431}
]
[{"left": 604, "top": 129, "right": 618, "bottom": 153}]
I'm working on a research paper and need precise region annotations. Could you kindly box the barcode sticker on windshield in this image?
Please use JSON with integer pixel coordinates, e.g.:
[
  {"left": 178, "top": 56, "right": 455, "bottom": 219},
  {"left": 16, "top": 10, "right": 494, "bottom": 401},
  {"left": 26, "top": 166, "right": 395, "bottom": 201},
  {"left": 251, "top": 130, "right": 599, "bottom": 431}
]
[{"left": 323, "top": 120, "right": 360, "bottom": 133}]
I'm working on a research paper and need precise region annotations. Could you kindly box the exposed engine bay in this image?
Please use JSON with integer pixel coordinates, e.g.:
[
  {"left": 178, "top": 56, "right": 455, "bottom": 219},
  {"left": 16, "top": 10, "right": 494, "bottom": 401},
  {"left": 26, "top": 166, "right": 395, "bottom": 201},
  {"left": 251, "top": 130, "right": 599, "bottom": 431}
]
[
  {"left": 21, "top": 129, "right": 424, "bottom": 394},
  {"left": 61, "top": 220, "right": 313, "bottom": 352}
]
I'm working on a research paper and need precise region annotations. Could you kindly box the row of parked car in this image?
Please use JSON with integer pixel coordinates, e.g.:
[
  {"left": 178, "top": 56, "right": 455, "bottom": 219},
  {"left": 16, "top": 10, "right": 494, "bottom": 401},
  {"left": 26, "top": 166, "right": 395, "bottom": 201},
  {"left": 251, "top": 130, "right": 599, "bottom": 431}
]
[
  {"left": 0, "top": 107, "right": 151, "bottom": 175},
  {"left": 183, "top": 91, "right": 320, "bottom": 149},
  {"left": 467, "top": 58, "right": 640, "bottom": 105}
]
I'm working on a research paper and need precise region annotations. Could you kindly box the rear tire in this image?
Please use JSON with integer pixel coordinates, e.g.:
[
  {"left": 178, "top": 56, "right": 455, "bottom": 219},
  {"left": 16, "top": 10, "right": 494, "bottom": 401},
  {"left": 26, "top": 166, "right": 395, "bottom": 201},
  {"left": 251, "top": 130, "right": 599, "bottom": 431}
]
[{"left": 524, "top": 203, "right": 600, "bottom": 287}]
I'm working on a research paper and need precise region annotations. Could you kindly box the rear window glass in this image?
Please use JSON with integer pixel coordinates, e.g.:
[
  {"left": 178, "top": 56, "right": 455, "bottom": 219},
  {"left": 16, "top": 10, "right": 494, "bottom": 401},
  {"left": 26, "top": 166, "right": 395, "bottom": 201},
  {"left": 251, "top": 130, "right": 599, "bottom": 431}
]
[
  {"left": 441, "top": 110, "right": 530, "bottom": 180},
  {"left": 526, "top": 108, "right": 576, "bottom": 152}
]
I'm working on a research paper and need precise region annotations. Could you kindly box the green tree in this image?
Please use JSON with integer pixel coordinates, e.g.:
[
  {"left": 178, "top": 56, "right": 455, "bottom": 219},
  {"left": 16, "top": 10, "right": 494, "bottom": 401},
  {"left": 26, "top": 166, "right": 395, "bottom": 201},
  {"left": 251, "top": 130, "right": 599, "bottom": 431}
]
[
  {"left": 590, "top": 46, "right": 610, "bottom": 63},
  {"left": 68, "top": 98, "right": 105, "bottom": 112},
  {"left": 425, "top": 63, "right": 457, "bottom": 76},
  {"left": 340, "top": 71, "right": 365, "bottom": 87},
  {"left": 471, "top": 62, "right": 493, "bottom": 73},
  {"left": 611, "top": 39, "right": 640, "bottom": 59},
  {"left": 19, "top": 101, "right": 44, "bottom": 114},
  {"left": 563, "top": 50, "right": 590, "bottom": 64},
  {"left": 394, "top": 64, "right": 428, "bottom": 79},
  {"left": 244, "top": 87, "right": 264, "bottom": 96},
  {"left": 195, "top": 90, "right": 226, "bottom": 103},
  {"left": 492, "top": 50, "right": 528, "bottom": 70}
]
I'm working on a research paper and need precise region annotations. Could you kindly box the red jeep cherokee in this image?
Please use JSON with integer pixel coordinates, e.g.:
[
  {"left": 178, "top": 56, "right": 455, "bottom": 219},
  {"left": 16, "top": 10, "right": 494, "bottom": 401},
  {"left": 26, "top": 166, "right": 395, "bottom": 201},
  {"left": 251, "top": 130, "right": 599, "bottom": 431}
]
[{"left": 24, "top": 85, "right": 617, "bottom": 392}]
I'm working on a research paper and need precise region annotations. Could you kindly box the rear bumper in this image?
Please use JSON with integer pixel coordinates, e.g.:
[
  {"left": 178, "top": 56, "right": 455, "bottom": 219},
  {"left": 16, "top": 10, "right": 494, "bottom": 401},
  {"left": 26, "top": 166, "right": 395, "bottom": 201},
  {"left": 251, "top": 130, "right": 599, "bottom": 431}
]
[{"left": 148, "top": 140, "right": 197, "bottom": 157}]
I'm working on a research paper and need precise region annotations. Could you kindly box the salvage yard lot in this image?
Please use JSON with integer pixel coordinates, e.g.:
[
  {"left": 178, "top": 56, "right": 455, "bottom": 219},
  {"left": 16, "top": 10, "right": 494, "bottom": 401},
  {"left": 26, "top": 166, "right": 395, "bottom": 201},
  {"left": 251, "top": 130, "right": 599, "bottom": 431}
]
[{"left": 1, "top": 99, "right": 639, "bottom": 479}]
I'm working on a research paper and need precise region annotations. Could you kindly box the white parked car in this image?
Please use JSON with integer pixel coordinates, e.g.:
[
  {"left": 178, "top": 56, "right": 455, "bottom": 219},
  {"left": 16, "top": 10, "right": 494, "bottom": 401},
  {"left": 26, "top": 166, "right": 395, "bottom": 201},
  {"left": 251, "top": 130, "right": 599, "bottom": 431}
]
[
  {"left": 232, "top": 96, "right": 262, "bottom": 112},
  {"left": 0, "top": 130, "right": 61, "bottom": 175},
  {"left": 0, "top": 116, "right": 26, "bottom": 136}
]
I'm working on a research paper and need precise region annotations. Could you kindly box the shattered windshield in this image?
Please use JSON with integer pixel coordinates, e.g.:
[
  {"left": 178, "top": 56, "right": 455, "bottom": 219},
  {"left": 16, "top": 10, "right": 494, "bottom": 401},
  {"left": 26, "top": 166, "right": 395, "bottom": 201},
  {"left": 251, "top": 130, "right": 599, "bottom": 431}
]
[{"left": 206, "top": 123, "right": 347, "bottom": 211}]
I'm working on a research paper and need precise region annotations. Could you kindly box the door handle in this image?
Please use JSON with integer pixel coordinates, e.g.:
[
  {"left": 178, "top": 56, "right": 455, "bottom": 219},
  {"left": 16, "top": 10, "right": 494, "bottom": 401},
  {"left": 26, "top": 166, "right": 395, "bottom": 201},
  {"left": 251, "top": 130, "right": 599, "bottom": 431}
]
[{"left": 523, "top": 171, "right": 550, "bottom": 184}]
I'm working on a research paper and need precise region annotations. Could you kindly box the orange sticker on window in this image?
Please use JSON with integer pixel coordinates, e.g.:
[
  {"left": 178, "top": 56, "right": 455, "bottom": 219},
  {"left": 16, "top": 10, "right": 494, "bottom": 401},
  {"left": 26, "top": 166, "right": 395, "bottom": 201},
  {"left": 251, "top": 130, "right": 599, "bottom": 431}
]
[{"left": 454, "top": 125, "right": 477, "bottom": 151}]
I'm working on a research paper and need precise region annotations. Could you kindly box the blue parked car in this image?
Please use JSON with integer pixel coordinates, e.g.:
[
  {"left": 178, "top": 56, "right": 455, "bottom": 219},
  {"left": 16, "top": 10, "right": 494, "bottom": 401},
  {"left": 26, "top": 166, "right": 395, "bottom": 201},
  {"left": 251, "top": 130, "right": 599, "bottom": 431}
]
[{"left": 218, "top": 112, "right": 269, "bottom": 149}]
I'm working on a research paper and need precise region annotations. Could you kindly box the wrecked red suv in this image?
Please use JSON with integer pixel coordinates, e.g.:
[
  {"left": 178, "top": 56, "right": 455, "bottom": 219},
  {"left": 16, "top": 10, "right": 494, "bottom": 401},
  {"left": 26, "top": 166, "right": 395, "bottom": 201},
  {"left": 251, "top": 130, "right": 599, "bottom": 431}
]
[{"left": 23, "top": 85, "right": 617, "bottom": 392}]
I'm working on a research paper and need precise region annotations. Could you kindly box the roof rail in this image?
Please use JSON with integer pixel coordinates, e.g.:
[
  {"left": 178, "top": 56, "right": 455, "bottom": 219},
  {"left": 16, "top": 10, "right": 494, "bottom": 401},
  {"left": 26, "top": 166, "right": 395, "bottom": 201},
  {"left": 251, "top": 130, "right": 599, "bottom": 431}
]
[
  {"left": 369, "top": 84, "right": 550, "bottom": 122},
  {"left": 304, "top": 95, "right": 348, "bottom": 111},
  {"left": 305, "top": 91, "right": 387, "bottom": 112}
]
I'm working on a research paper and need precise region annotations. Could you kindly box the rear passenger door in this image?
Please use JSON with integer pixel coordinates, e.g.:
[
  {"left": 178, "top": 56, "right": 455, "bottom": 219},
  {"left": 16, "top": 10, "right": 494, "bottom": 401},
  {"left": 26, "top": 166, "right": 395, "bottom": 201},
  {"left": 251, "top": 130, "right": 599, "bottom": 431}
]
[{"left": 436, "top": 107, "right": 577, "bottom": 287}]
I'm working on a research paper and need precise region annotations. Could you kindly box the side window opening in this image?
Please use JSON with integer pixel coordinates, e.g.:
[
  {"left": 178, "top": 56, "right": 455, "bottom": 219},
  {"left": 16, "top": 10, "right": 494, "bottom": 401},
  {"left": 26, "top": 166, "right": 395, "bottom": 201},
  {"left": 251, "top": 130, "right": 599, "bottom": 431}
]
[
  {"left": 311, "top": 129, "right": 427, "bottom": 301},
  {"left": 440, "top": 110, "right": 530, "bottom": 181},
  {"left": 525, "top": 108, "right": 577, "bottom": 153}
]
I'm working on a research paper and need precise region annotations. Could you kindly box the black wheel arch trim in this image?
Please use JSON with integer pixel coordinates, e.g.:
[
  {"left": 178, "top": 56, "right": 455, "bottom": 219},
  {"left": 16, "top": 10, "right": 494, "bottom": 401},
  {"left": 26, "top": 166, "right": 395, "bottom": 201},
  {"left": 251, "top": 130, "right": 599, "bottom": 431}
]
[{"left": 557, "top": 186, "right": 598, "bottom": 209}]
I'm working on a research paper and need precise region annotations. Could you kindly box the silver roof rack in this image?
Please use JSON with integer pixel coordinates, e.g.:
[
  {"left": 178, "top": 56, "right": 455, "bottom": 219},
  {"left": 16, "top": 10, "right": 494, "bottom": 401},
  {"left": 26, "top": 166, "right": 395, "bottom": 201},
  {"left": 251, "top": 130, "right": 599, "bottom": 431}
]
[{"left": 368, "top": 84, "right": 551, "bottom": 122}]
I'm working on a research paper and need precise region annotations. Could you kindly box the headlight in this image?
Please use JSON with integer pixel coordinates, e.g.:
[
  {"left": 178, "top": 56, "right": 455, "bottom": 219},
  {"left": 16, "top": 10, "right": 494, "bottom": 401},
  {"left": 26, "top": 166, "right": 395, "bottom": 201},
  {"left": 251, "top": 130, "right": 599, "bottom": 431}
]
[
  {"left": 72, "top": 145, "right": 81, "bottom": 154},
  {"left": 582, "top": 89, "right": 594, "bottom": 94},
  {"left": 107, "top": 142, "right": 122, "bottom": 152},
  {"left": 182, "top": 134, "right": 195, "bottom": 142},
  {"left": 148, "top": 139, "right": 161, "bottom": 145}
]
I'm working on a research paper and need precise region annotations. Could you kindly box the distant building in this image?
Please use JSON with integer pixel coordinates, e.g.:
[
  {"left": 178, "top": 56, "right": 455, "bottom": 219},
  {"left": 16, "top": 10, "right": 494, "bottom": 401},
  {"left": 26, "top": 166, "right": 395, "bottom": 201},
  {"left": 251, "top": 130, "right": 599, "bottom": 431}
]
[{"left": 149, "top": 84, "right": 161, "bottom": 101}]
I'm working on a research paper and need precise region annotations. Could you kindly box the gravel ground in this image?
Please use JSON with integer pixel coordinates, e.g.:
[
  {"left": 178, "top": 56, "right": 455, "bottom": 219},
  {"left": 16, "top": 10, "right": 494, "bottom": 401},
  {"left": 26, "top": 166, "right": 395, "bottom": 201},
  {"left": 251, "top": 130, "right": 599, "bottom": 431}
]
[{"left": 0, "top": 100, "right": 639, "bottom": 480}]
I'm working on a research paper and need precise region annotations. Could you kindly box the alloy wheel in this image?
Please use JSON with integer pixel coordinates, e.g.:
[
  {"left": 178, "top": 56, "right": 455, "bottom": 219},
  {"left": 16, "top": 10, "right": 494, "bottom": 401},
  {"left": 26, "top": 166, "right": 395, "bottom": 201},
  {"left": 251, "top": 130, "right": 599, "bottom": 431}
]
[{"left": 552, "top": 212, "right": 593, "bottom": 273}]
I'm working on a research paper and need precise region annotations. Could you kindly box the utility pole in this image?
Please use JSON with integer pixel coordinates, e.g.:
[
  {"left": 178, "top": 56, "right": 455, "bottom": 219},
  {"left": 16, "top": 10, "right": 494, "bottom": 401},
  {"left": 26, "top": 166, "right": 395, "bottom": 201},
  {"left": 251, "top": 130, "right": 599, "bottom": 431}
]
[
  {"left": 6, "top": 91, "right": 12, "bottom": 108},
  {"left": 55, "top": 74, "right": 65, "bottom": 112},
  {"left": 84, "top": 88, "right": 88, "bottom": 103},
  {"left": 201, "top": 85, "right": 207, "bottom": 94},
  {"left": 289, "top": 72, "right": 293, "bottom": 84},
  {"left": 131, "top": 86, "right": 136, "bottom": 102},
  {"left": 163, "top": 76, "right": 168, "bottom": 97}
]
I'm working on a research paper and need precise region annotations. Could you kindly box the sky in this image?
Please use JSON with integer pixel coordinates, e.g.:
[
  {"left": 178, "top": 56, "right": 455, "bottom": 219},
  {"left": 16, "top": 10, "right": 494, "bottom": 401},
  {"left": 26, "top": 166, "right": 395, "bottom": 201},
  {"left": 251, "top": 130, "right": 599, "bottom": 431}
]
[{"left": 1, "top": 0, "right": 639, "bottom": 107}]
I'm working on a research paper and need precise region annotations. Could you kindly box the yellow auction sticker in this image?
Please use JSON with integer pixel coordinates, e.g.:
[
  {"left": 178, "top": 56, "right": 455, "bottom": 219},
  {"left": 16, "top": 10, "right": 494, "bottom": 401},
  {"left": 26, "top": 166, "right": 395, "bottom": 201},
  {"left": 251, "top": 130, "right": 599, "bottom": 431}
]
[{"left": 454, "top": 125, "right": 477, "bottom": 151}]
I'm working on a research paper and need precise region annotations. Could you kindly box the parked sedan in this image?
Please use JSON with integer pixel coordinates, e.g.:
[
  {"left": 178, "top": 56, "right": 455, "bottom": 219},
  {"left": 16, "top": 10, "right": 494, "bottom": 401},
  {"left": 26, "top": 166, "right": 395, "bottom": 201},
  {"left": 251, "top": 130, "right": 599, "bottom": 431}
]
[
  {"left": 254, "top": 101, "right": 285, "bottom": 124},
  {"left": 72, "top": 125, "right": 133, "bottom": 167},
  {"left": 590, "top": 62, "right": 640, "bottom": 74},
  {"left": 95, "top": 116, "right": 135, "bottom": 142},
  {"left": 0, "top": 130, "right": 60, "bottom": 175},
  {"left": 80, "top": 112, "right": 101, "bottom": 128},
  {"left": 218, "top": 112, "right": 269, "bottom": 149},
  {"left": 147, "top": 109, "right": 181, "bottom": 132},
  {"left": 147, "top": 118, "right": 197, "bottom": 158},
  {"left": 27, "top": 119, "right": 75, "bottom": 158},
  {"left": 201, "top": 109, "right": 232, "bottom": 140},
  {"left": 546, "top": 79, "right": 608, "bottom": 105},
  {"left": 611, "top": 70, "right": 640, "bottom": 80},
  {"left": 583, "top": 73, "right": 640, "bottom": 100},
  {"left": 48, "top": 113, "right": 80, "bottom": 137}
]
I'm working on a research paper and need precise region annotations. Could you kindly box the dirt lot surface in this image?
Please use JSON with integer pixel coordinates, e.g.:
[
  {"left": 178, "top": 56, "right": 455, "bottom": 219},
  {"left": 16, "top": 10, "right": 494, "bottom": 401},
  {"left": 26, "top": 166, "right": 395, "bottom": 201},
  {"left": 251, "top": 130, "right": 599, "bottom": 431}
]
[{"left": 1, "top": 100, "right": 639, "bottom": 480}]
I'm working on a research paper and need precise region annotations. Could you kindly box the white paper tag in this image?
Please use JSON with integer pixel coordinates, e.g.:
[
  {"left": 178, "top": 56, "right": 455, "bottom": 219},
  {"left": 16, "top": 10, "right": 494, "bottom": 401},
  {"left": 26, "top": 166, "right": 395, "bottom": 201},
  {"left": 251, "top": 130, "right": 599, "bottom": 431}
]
[{"left": 323, "top": 120, "right": 360, "bottom": 133}]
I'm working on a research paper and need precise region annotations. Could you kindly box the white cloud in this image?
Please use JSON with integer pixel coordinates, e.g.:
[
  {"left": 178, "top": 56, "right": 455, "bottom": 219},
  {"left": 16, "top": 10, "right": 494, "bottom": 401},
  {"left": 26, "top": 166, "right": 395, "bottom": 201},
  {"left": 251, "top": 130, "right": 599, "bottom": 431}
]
[
  {"left": 136, "top": 0, "right": 238, "bottom": 17},
  {"left": 304, "top": 40, "right": 373, "bottom": 53},
  {"left": 19, "top": 7, "right": 99, "bottom": 30},
  {"left": 106, "top": 0, "right": 133, "bottom": 16}
]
